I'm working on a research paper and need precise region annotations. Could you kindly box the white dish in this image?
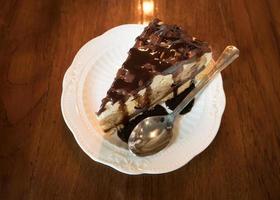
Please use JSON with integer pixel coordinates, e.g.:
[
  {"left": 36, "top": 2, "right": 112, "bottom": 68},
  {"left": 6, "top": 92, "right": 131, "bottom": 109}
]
[{"left": 61, "top": 24, "right": 226, "bottom": 175}]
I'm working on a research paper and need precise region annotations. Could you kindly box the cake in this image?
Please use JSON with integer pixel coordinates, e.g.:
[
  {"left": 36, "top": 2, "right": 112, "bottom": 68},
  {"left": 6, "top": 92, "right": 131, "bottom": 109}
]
[{"left": 97, "top": 19, "right": 213, "bottom": 134}]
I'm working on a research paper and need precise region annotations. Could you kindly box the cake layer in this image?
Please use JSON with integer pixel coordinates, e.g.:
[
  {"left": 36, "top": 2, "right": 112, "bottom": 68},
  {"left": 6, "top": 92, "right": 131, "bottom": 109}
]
[{"left": 98, "top": 53, "right": 213, "bottom": 133}]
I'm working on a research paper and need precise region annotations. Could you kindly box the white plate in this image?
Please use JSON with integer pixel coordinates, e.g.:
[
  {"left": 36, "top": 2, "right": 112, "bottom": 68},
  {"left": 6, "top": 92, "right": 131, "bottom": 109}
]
[{"left": 61, "top": 24, "right": 226, "bottom": 175}]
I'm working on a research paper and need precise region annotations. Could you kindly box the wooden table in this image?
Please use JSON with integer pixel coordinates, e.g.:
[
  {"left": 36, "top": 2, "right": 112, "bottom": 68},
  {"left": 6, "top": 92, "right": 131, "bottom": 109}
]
[{"left": 1, "top": 0, "right": 280, "bottom": 199}]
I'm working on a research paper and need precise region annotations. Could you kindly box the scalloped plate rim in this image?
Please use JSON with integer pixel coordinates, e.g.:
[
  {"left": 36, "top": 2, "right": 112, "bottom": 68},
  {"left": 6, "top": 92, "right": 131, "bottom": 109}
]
[{"left": 61, "top": 24, "right": 226, "bottom": 175}]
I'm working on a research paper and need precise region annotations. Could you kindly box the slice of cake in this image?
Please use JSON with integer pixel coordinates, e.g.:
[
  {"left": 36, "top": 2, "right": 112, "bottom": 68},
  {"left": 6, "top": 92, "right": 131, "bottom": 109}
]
[{"left": 97, "top": 19, "right": 213, "bottom": 134}]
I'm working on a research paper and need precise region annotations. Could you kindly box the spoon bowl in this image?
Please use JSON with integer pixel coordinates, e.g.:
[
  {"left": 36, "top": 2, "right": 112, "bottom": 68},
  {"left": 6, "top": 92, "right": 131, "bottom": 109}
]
[{"left": 128, "top": 115, "right": 174, "bottom": 156}]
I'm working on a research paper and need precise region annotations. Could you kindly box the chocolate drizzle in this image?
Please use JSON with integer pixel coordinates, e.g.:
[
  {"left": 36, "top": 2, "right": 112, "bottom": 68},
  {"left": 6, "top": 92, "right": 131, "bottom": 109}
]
[
  {"left": 119, "top": 99, "right": 129, "bottom": 123},
  {"left": 97, "top": 18, "right": 210, "bottom": 114},
  {"left": 144, "top": 86, "right": 152, "bottom": 106},
  {"left": 166, "top": 83, "right": 195, "bottom": 114}
]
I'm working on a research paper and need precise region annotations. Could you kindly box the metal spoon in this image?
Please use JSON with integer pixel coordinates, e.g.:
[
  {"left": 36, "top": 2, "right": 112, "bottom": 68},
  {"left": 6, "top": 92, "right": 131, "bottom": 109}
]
[{"left": 128, "top": 46, "right": 240, "bottom": 156}]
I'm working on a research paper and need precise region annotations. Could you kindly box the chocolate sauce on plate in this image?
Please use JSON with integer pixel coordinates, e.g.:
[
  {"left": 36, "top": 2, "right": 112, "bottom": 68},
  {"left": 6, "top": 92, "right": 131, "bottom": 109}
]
[
  {"left": 117, "top": 84, "right": 195, "bottom": 143},
  {"left": 117, "top": 105, "right": 168, "bottom": 143}
]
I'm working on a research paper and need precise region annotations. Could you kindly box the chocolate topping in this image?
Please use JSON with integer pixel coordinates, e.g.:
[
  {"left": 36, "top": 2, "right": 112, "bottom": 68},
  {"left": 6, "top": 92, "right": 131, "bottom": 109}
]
[
  {"left": 98, "top": 18, "right": 210, "bottom": 114},
  {"left": 166, "top": 83, "right": 195, "bottom": 114}
]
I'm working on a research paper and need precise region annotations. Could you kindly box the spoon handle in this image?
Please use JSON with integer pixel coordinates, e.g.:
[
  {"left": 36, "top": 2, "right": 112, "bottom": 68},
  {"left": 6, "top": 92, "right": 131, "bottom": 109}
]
[{"left": 171, "top": 46, "right": 240, "bottom": 118}]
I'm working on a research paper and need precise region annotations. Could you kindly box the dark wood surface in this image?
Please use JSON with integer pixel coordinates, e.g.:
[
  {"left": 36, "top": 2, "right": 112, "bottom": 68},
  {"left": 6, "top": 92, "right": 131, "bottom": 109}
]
[{"left": 1, "top": 0, "right": 280, "bottom": 199}]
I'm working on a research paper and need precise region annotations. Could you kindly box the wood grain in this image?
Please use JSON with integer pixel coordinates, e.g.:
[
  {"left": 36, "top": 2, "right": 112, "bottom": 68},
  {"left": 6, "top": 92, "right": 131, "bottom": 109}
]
[{"left": 0, "top": 0, "right": 280, "bottom": 199}]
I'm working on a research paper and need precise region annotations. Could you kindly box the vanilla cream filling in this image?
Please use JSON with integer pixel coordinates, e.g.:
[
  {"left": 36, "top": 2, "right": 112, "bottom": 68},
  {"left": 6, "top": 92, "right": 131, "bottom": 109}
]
[{"left": 98, "top": 52, "right": 212, "bottom": 133}]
